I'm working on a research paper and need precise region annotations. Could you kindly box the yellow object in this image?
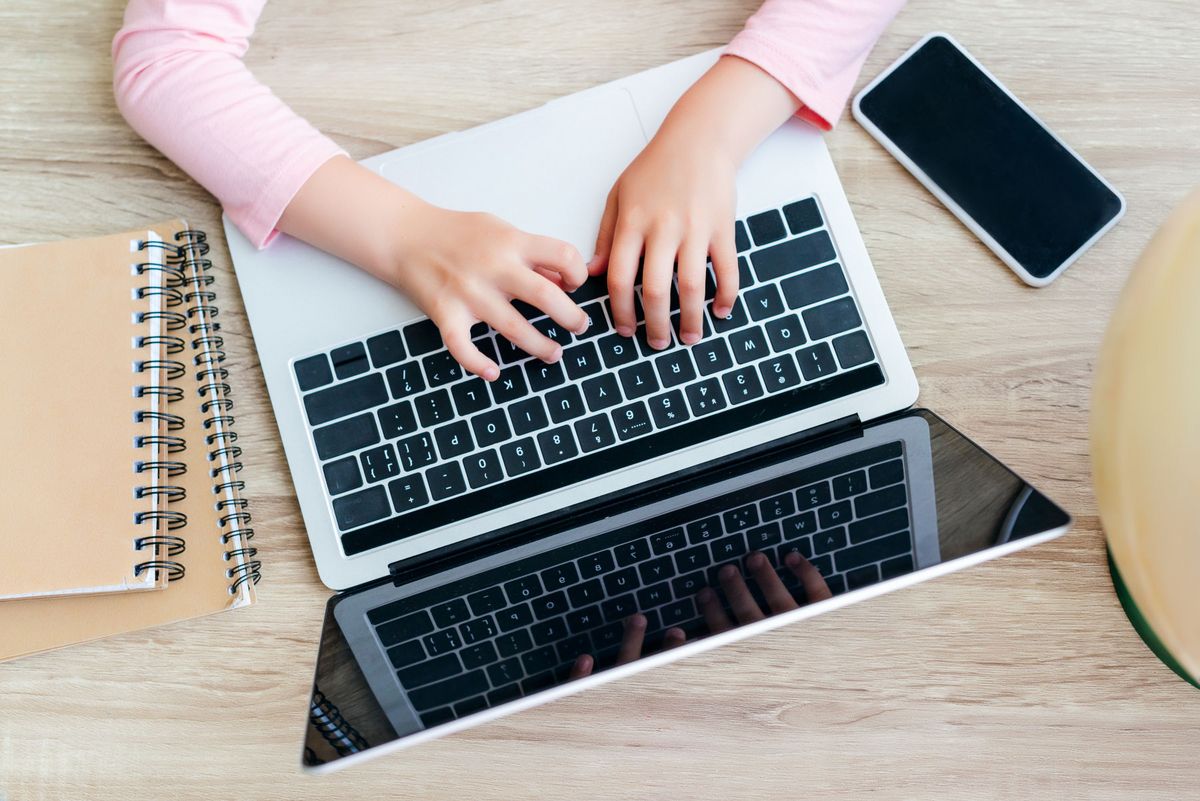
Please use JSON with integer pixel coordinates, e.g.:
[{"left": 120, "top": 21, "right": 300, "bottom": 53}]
[{"left": 1092, "top": 187, "right": 1200, "bottom": 684}]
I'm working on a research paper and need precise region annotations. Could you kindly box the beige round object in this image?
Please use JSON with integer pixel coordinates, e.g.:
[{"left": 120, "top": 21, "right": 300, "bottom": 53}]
[{"left": 1092, "top": 186, "right": 1200, "bottom": 682}]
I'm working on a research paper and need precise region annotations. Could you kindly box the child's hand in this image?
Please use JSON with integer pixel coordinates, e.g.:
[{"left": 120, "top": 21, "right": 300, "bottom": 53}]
[
  {"left": 279, "top": 156, "right": 588, "bottom": 381},
  {"left": 589, "top": 56, "right": 802, "bottom": 350}
]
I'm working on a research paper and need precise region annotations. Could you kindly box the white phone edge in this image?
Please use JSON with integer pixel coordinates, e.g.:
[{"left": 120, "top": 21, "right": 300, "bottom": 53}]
[{"left": 851, "top": 31, "right": 1126, "bottom": 287}]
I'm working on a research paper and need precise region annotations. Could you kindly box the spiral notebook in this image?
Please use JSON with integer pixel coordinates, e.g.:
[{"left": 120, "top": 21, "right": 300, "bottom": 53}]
[{"left": 0, "top": 220, "right": 260, "bottom": 661}]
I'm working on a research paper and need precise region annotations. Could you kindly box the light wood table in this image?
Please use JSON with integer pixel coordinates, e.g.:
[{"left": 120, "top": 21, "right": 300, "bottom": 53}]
[{"left": 2, "top": 1, "right": 1197, "bottom": 798}]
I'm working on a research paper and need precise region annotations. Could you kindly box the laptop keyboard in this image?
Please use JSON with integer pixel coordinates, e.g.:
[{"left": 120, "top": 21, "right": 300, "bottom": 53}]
[
  {"left": 292, "top": 195, "right": 885, "bottom": 556},
  {"left": 364, "top": 439, "right": 913, "bottom": 728}
]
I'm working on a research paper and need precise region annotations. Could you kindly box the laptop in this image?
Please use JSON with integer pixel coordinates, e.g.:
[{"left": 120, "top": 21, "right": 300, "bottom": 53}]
[{"left": 222, "top": 50, "right": 1071, "bottom": 772}]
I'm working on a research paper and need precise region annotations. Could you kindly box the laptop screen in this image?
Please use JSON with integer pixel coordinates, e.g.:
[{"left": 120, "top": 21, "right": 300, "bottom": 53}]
[{"left": 301, "top": 409, "right": 1069, "bottom": 770}]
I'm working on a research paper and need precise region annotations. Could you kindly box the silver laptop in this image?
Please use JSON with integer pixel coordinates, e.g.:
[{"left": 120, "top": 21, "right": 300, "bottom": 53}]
[{"left": 223, "top": 50, "right": 1070, "bottom": 772}]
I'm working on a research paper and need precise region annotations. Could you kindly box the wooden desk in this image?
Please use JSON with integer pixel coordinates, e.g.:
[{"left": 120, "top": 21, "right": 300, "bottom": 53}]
[{"left": 2, "top": 1, "right": 1197, "bottom": 797}]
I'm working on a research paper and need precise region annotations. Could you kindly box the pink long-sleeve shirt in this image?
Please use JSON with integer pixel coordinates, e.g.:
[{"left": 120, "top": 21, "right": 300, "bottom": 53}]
[{"left": 113, "top": 0, "right": 905, "bottom": 249}]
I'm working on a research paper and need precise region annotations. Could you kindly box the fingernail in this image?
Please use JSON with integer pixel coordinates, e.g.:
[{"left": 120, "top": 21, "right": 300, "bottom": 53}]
[
  {"left": 747, "top": 552, "right": 764, "bottom": 567},
  {"left": 720, "top": 564, "right": 737, "bottom": 579},
  {"left": 649, "top": 337, "right": 668, "bottom": 350},
  {"left": 628, "top": 613, "right": 647, "bottom": 629},
  {"left": 616, "top": 325, "right": 634, "bottom": 337},
  {"left": 697, "top": 587, "right": 713, "bottom": 602},
  {"left": 575, "top": 318, "right": 591, "bottom": 334},
  {"left": 713, "top": 305, "right": 731, "bottom": 318},
  {"left": 547, "top": 346, "right": 563, "bottom": 363},
  {"left": 785, "top": 551, "right": 800, "bottom": 565},
  {"left": 483, "top": 365, "right": 500, "bottom": 381},
  {"left": 680, "top": 331, "right": 700, "bottom": 346}
]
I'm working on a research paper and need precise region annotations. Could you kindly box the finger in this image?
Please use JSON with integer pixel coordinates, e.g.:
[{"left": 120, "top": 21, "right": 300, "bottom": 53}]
[
  {"left": 481, "top": 296, "right": 563, "bottom": 363},
  {"left": 534, "top": 265, "right": 565, "bottom": 287},
  {"left": 697, "top": 586, "right": 733, "bottom": 634},
  {"left": 640, "top": 230, "right": 677, "bottom": 350},
  {"left": 507, "top": 270, "right": 588, "bottom": 337},
  {"left": 588, "top": 190, "right": 618, "bottom": 276},
  {"left": 710, "top": 226, "right": 739, "bottom": 319},
  {"left": 606, "top": 225, "right": 643, "bottom": 337},
  {"left": 746, "top": 551, "right": 799, "bottom": 615},
  {"left": 616, "top": 613, "right": 647, "bottom": 665},
  {"left": 434, "top": 313, "right": 500, "bottom": 382},
  {"left": 663, "top": 627, "right": 687, "bottom": 650},
  {"left": 570, "top": 654, "right": 594, "bottom": 680},
  {"left": 718, "top": 563, "right": 766, "bottom": 624},
  {"left": 525, "top": 234, "right": 586, "bottom": 292},
  {"left": 676, "top": 237, "right": 708, "bottom": 345},
  {"left": 786, "top": 551, "right": 834, "bottom": 603}
]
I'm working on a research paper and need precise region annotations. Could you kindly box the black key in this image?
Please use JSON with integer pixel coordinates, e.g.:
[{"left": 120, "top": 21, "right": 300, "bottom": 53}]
[
  {"left": 304, "top": 373, "right": 388, "bottom": 427},
  {"left": 832, "top": 470, "right": 869, "bottom": 500},
  {"left": 849, "top": 509, "right": 909, "bottom": 544},
  {"left": 330, "top": 342, "right": 370, "bottom": 380},
  {"left": 709, "top": 298, "right": 749, "bottom": 334},
  {"left": 797, "top": 481, "right": 832, "bottom": 509},
  {"left": 729, "top": 328, "right": 770, "bottom": 365},
  {"left": 387, "top": 639, "right": 425, "bottom": 669},
  {"left": 810, "top": 554, "right": 834, "bottom": 578},
  {"left": 674, "top": 544, "right": 710, "bottom": 573},
  {"left": 395, "top": 432, "right": 436, "bottom": 471},
  {"left": 812, "top": 526, "right": 848, "bottom": 555},
  {"left": 591, "top": 622, "right": 624, "bottom": 650},
  {"left": 869, "top": 459, "right": 905, "bottom": 489},
  {"left": 451, "top": 378, "right": 491, "bottom": 416},
  {"left": 520, "top": 646, "right": 558, "bottom": 675},
  {"left": 434, "top": 420, "right": 474, "bottom": 460},
  {"left": 494, "top": 629, "right": 532, "bottom": 655},
  {"left": 832, "top": 330, "right": 874, "bottom": 370},
  {"left": 747, "top": 522, "right": 782, "bottom": 549},
  {"left": 388, "top": 474, "right": 429, "bottom": 513},
  {"left": 487, "top": 684, "right": 522, "bottom": 706},
  {"left": 376, "top": 609, "right": 434, "bottom": 646},
  {"left": 496, "top": 335, "right": 531, "bottom": 365},
  {"left": 572, "top": 275, "right": 610, "bottom": 304},
  {"left": 721, "top": 366, "right": 765, "bottom": 404},
  {"left": 601, "top": 593, "right": 637, "bottom": 620},
  {"left": 617, "top": 362, "right": 659, "bottom": 400},
  {"left": 670, "top": 309, "right": 714, "bottom": 345},
  {"left": 420, "top": 707, "right": 455, "bottom": 727},
  {"left": 746, "top": 208, "right": 787, "bottom": 245},
  {"left": 471, "top": 409, "right": 511, "bottom": 447},
  {"left": 746, "top": 284, "right": 785, "bottom": 321},
  {"left": 422, "top": 350, "right": 462, "bottom": 387},
  {"left": 637, "top": 582, "right": 671, "bottom": 608},
  {"left": 463, "top": 449, "right": 504, "bottom": 489},
  {"left": 525, "top": 360, "right": 566, "bottom": 393},
  {"left": 568, "top": 579, "right": 605, "bottom": 607},
  {"left": 509, "top": 397, "right": 549, "bottom": 435},
  {"left": 602, "top": 567, "right": 639, "bottom": 595},
  {"left": 467, "top": 587, "right": 506, "bottom": 616},
  {"left": 685, "top": 377, "right": 728, "bottom": 416},
  {"left": 408, "top": 669, "right": 487, "bottom": 712},
  {"left": 469, "top": 322, "right": 488, "bottom": 338},
  {"left": 397, "top": 652, "right": 461, "bottom": 689},
  {"left": 780, "top": 262, "right": 848, "bottom": 310},
  {"left": 796, "top": 342, "right": 838, "bottom": 381},
  {"left": 710, "top": 533, "right": 747, "bottom": 563},
  {"left": 647, "top": 389, "right": 690, "bottom": 428},
  {"left": 491, "top": 366, "right": 529, "bottom": 404},
  {"left": 576, "top": 301, "right": 610, "bottom": 341},
  {"left": 765, "top": 314, "right": 806, "bottom": 352},
  {"left": 634, "top": 322, "right": 677, "bottom": 357},
  {"left": 546, "top": 385, "right": 586, "bottom": 423},
  {"left": 660, "top": 598, "right": 695, "bottom": 626},
  {"left": 650, "top": 528, "right": 686, "bottom": 554},
  {"left": 653, "top": 350, "right": 697, "bottom": 388},
  {"left": 597, "top": 333, "right": 638, "bottom": 369},
  {"left": 581, "top": 373, "right": 622, "bottom": 411},
  {"left": 687, "top": 516, "right": 722, "bottom": 543},
  {"left": 385, "top": 362, "right": 426, "bottom": 399},
  {"left": 611, "top": 401, "right": 654, "bottom": 440},
  {"left": 692, "top": 338, "right": 733, "bottom": 377},
  {"left": 473, "top": 336, "right": 499, "bottom": 366},
  {"left": 378, "top": 400, "right": 418, "bottom": 439},
  {"left": 532, "top": 317, "right": 574, "bottom": 347},
  {"left": 537, "top": 426, "right": 578, "bottom": 465},
  {"left": 738, "top": 256, "right": 755, "bottom": 288},
  {"left": 504, "top": 575, "right": 543, "bottom": 604},
  {"left": 577, "top": 551, "right": 615, "bottom": 578},
  {"left": 323, "top": 457, "right": 362, "bottom": 496},
  {"left": 761, "top": 492, "right": 795, "bottom": 521},
  {"left": 778, "top": 537, "right": 814, "bottom": 562},
  {"left": 496, "top": 604, "right": 534, "bottom": 632},
  {"left": 500, "top": 438, "right": 541, "bottom": 476},
  {"left": 845, "top": 564, "right": 880, "bottom": 590},
  {"left": 541, "top": 562, "right": 580, "bottom": 590},
  {"left": 531, "top": 591, "right": 569, "bottom": 620},
  {"left": 454, "top": 696, "right": 489, "bottom": 717},
  {"left": 488, "top": 657, "right": 524, "bottom": 685},
  {"left": 783, "top": 197, "right": 822, "bottom": 234},
  {"left": 563, "top": 341, "right": 602, "bottom": 379},
  {"left": 758, "top": 355, "right": 802, "bottom": 393},
  {"left": 427, "top": 462, "right": 467, "bottom": 501},
  {"left": 881, "top": 554, "right": 915, "bottom": 580},
  {"left": 556, "top": 633, "right": 593, "bottom": 663},
  {"left": 521, "top": 672, "right": 555, "bottom": 694},
  {"left": 734, "top": 220, "right": 751, "bottom": 253},
  {"left": 414, "top": 389, "right": 455, "bottom": 427},
  {"left": 567, "top": 605, "right": 603, "bottom": 633},
  {"left": 403, "top": 319, "right": 443, "bottom": 356},
  {"left": 703, "top": 267, "right": 718, "bottom": 301},
  {"left": 574, "top": 413, "right": 616, "bottom": 452},
  {"left": 615, "top": 539, "right": 651, "bottom": 567},
  {"left": 638, "top": 555, "right": 675, "bottom": 584},
  {"left": 294, "top": 354, "right": 333, "bottom": 391},
  {"left": 803, "top": 297, "right": 862, "bottom": 340},
  {"left": 431, "top": 599, "right": 470, "bottom": 628},
  {"left": 313, "top": 413, "right": 379, "bottom": 460},
  {"left": 723, "top": 504, "right": 758, "bottom": 532},
  {"left": 360, "top": 444, "right": 399, "bottom": 483},
  {"left": 752, "top": 230, "right": 837, "bottom": 282},
  {"left": 672, "top": 571, "right": 706, "bottom": 598},
  {"left": 366, "top": 330, "right": 407, "bottom": 368},
  {"left": 782, "top": 511, "right": 816, "bottom": 539},
  {"left": 511, "top": 299, "right": 542, "bottom": 321}
]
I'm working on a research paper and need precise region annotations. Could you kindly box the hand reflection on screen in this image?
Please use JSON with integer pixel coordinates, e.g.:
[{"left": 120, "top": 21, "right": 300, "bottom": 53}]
[{"left": 569, "top": 551, "right": 832, "bottom": 678}]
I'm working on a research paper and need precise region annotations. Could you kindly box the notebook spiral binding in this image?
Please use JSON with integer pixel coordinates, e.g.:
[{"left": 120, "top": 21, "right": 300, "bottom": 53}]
[{"left": 309, "top": 687, "right": 370, "bottom": 757}]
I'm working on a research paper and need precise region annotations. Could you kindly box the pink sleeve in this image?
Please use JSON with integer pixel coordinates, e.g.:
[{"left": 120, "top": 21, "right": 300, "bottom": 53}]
[
  {"left": 725, "top": 0, "right": 907, "bottom": 131},
  {"left": 112, "top": 0, "right": 346, "bottom": 248}
]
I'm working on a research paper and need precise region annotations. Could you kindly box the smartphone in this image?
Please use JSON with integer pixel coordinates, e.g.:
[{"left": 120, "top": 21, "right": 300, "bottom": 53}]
[{"left": 852, "top": 33, "right": 1125, "bottom": 287}]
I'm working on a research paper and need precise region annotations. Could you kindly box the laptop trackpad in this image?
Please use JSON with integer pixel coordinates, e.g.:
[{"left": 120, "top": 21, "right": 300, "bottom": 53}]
[{"left": 379, "top": 88, "right": 649, "bottom": 257}]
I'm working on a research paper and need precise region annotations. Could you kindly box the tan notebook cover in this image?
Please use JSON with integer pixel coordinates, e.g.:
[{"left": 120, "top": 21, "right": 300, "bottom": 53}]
[
  {"left": 0, "top": 220, "right": 258, "bottom": 660},
  {"left": 0, "top": 229, "right": 171, "bottom": 599}
]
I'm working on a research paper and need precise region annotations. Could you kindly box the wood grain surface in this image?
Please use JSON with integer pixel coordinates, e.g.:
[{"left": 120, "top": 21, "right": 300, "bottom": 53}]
[{"left": 1, "top": 1, "right": 1197, "bottom": 799}]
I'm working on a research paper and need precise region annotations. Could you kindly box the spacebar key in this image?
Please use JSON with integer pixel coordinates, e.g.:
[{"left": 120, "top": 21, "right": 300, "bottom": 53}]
[{"left": 407, "top": 669, "right": 488, "bottom": 711}]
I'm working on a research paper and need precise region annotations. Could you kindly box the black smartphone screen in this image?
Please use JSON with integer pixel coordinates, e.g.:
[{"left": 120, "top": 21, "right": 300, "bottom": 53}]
[{"left": 857, "top": 35, "right": 1123, "bottom": 280}]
